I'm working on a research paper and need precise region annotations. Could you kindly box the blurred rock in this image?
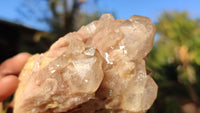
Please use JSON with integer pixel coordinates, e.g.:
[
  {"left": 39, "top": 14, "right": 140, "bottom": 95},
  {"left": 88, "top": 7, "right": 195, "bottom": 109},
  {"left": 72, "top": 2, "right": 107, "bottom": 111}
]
[{"left": 14, "top": 14, "right": 157, "bottom": 113}]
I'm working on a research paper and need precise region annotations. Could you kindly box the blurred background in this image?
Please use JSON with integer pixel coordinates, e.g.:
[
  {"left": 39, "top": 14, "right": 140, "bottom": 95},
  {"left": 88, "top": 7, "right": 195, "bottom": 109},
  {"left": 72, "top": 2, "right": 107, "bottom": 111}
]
[{"left": 0, "top": 0, "right": 200, "bottom": 113}]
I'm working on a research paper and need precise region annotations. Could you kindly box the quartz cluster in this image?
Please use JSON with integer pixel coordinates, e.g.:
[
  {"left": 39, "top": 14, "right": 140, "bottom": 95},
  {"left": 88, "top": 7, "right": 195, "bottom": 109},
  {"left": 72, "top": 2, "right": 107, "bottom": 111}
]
[{"left": 14, "top": 14, "right": 158, "bottom": 113}]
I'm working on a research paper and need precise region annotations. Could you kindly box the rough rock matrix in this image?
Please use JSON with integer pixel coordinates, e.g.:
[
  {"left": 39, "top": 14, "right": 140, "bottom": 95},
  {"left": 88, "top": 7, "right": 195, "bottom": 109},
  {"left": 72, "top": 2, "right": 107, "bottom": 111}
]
[{"left": 14, "top": 14, "right": 158, "bottom": 113}]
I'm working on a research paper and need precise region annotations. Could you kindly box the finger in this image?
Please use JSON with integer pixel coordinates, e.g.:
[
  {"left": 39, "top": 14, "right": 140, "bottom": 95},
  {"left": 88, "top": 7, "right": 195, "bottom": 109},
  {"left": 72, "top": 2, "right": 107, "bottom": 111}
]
[
  {"left": 0, "top": 52, "right": 31, "bottom": 77},
  {"left": 0, "top": 53, "right": 31, "bottom": 102},
  {"left": 0, "top": 75, "right": 19, "bottom": 102}
]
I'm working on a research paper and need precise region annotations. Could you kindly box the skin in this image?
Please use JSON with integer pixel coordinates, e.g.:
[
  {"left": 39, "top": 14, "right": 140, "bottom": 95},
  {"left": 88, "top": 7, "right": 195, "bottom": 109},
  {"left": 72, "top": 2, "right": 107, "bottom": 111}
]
[{"left": 0, "top": 53, "right": 31, "bottom": 102}]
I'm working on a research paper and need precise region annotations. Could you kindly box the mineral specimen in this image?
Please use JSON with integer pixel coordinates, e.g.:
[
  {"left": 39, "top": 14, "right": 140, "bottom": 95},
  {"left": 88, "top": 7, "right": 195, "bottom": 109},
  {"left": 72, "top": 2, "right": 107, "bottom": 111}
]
[{"left": 14, "top": 14, "right": 158, "bottom": 113}]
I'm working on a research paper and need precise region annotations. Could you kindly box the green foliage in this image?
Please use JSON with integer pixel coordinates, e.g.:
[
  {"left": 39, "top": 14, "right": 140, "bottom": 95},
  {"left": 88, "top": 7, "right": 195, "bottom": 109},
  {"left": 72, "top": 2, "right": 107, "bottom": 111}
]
[
  {"left": 147, "top": 11, "right": 200, "bottom": 113},
  {"left": 164, "top": 97, "right": 181, "bottom": 113}
]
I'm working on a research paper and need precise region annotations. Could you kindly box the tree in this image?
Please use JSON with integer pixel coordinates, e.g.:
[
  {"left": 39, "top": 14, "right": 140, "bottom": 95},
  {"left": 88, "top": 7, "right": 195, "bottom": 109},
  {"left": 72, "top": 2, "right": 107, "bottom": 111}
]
[
  {"left": 147, "top": 11, "right": 200, "bottom": 113},
  {"left": 17, "top": 0, "right": 100, "bottom": 53},
  {"left": 19, "top": 0, "right": 99, "bottom": 36}
]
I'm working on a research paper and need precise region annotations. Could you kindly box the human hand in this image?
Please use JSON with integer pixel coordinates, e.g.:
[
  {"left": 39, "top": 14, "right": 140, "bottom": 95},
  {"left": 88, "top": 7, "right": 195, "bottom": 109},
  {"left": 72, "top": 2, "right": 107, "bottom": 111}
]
[{"left": 0, "top": 53, "right": 31, "bottom": 102}]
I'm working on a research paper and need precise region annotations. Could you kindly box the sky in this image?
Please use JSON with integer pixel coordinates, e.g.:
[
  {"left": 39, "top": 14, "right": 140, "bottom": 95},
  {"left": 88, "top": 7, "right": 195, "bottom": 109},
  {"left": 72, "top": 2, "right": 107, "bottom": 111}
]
[
  {"left": 0, "top": 0, "right": 199, "bottom": 31},
  {"left": 93, "top": 0, "right": 200, "bottom": 22}
]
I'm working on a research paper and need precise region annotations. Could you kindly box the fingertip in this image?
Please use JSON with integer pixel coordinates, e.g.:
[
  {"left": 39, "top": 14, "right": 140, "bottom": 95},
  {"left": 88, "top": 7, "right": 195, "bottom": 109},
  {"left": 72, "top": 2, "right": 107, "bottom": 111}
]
[
  {"left": 15, "top": 52, "right": 31, "bottom": 59},
  {"left": 0, "top": 75, "right": 19, "bottom": 102},
  {"left": 0, "top": 52, "right": 31, "bottom": 76}
]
